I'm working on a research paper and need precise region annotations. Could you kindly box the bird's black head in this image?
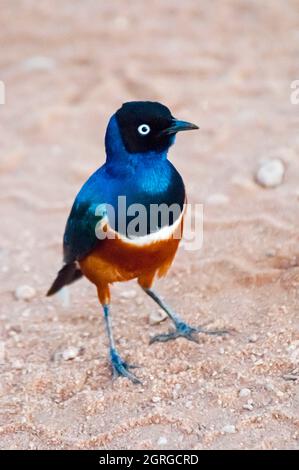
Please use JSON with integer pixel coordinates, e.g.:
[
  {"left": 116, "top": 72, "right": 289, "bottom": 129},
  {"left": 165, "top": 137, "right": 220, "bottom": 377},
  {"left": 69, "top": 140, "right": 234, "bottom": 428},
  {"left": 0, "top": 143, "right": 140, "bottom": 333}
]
[{"left": 115, "top": 101, "right": 198, "bottom": 154}]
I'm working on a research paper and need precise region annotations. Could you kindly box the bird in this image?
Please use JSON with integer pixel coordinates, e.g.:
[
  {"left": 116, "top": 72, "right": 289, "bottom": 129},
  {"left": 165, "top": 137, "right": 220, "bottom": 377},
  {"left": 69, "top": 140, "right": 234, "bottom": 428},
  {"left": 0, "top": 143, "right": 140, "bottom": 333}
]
[{"left": 47, "top": 101, "right": 225, "bottom": 384}]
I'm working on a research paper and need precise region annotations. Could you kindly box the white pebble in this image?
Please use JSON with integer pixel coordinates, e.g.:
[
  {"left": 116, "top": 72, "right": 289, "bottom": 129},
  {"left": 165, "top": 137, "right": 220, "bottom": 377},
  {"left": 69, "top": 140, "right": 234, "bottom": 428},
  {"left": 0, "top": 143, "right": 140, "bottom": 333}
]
[
  {"left": 62, "top": 346, "right": 82, "bottom": 361},
  {"left": 254, "top": 359, "right": 264, "bottom": 366},
  {"left": 185, "top": 400, "right": 193, "bottom": 409},
  {"left": 53, "top": 346, "right": 82, "bottom": 361},
  {"left": 222, "top": 424, "right": 236, "bottom": 434},
  {"left": 239, "top": 388, "right": 251, "bottom": 398},
  {"left": 172, "top": 383, "right": 181, "bottom": 399},
  {"left": 152, "top": 396, "right": 161, "bottom": 403},
  {"left": 256, "top": 159, "right": 285, "bottom": 188},
  {"left": 243, "top": 402, "right": 254, "bottom": 411},
  {"left": 14, "top": 285, "right": 36, "bottom": 301},
  {"left": 265, "top": 382, "right": 274, "bottom": 392},
  {"left": 120, "top": 289, "right": 137, "bottom": 299},
  {"left": 157, "top": 436, "right": 168, "bottom": 446},
  {"left": 22, "top": 56, "right": 56, "bottom": 71},
  {"left": 149, "top": 309, "right": 168, "bottom": 325}
]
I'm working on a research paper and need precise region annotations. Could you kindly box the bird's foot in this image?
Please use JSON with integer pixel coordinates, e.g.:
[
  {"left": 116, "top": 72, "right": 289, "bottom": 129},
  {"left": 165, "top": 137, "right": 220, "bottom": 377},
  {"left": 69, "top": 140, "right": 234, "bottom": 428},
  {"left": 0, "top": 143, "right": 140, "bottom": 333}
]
[
  {"left": 150, "top": 321, "right": 228, "bottom": 344},
  {"left": 109, "top": 348, "right": 142, "bottom": 384}
]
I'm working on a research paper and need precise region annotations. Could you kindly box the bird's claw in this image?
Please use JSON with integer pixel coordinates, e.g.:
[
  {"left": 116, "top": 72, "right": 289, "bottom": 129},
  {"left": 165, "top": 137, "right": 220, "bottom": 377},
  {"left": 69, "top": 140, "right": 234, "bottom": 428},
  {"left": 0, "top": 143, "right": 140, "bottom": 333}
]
[
  {"left": 150, "top": 321, "right": 229, "bottom": 344},
  {"left": 110, "top": 348, "right": 142, "bottom": 384}
]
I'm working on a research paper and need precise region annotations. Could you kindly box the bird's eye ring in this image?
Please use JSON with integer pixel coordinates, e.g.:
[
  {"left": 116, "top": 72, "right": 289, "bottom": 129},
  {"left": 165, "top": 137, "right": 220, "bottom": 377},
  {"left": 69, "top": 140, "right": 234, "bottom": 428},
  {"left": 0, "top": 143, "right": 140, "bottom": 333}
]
[{"left": 137, "top": 124, "right": 151, "bottom": 135}]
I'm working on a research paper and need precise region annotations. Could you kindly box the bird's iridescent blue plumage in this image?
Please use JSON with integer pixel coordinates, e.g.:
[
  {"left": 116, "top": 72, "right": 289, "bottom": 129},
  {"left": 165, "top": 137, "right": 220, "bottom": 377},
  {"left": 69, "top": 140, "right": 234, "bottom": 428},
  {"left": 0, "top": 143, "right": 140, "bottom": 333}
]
[{"left": 63, "top": 115, "right": 185, "bottom": 264}]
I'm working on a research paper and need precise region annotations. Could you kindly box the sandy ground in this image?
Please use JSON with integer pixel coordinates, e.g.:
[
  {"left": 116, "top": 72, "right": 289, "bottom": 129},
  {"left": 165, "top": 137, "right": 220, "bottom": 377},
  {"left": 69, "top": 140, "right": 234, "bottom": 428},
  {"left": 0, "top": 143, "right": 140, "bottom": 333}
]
[{"left": 0, "top": 0, "right": 299, "bottom": 450}]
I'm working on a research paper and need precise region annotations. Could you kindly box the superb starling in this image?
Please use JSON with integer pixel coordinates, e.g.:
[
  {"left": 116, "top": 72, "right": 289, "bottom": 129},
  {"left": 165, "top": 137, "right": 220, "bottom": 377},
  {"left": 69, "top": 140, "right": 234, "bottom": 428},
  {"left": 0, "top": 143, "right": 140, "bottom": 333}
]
[{"left": 48, "top": 101, "right": 224, "bottom": 384}]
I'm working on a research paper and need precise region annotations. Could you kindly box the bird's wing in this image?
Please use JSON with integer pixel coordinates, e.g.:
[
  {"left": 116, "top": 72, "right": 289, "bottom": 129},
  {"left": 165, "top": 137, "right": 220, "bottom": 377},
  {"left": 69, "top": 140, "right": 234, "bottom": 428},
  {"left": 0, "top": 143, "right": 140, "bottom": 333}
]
[{"left": 63, "top": 169, "right": 107, "bottom": 264}]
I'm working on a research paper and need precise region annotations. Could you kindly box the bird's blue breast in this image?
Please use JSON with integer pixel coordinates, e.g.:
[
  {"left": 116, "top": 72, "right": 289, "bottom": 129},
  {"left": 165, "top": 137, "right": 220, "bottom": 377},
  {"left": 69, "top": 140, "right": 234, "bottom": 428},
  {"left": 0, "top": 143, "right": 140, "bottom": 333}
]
[{"left": 75, "top": 157, "right": 185, "bottom": 235}]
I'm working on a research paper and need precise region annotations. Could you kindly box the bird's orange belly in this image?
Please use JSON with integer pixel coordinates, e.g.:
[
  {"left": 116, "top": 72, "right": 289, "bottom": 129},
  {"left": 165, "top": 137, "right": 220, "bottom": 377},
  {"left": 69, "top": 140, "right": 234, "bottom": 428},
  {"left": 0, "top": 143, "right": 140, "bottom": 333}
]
[{"left": 79, "top": 217, "right": 183, "bottom": 292}]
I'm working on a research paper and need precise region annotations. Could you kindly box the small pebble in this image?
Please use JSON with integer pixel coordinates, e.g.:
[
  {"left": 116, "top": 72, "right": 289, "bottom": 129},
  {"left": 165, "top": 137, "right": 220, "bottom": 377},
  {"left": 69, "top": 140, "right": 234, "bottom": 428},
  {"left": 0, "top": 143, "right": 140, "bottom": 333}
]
[
  {"left": 243, "top": 401, "right": 254, "bottom": 411},
  {"left": 239, "top": 388, "right": 251, "bottom": 398},
  {"left": 222, "top": 424, "right": 236, "bottom": 434},
  {"left": 152, "top": 396, "right": 161, "bottom": 403},
  {"left": 62, "top": 346, "right": 83, "bottom": 360},
  {"left": 149, "top": 309, "right": 168, "bottom": 325},
  {"left": 249, "top": 334, "right": 258, "bottom": 343},
  {"left": 14, "top": 285, "right": 36, "bottom": 301},
  {"left": 53, "top": 346, "right": 83, "bottom": 361},
  {"left": 172, "top": 383, "right": 181, "bottom": 399},
  {"left": 22, "top": 56, "right": 56, "bottom": 71},
  {"left": 265, "top": 382, "right": 275, "bottom": 392},
  {"left": 120, "top": 289, "right": 136, "bottom": 299},
  {"left": 256, "top": 159, "right": 285, "bottom": 188},
  {"left": 254, "top": 359, "right": 264, "bottom": 366},
  {"left": 157, "top": 436, "right": 168, "bottom": 446}
]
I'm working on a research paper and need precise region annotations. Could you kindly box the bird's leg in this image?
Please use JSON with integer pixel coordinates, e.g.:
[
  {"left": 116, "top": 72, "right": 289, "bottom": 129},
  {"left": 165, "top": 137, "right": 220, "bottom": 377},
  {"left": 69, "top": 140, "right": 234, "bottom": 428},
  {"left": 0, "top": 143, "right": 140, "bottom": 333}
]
[
  {"left": 102, "top": 305, "right": 141, "bottom": 384},
  {"left": 142, "top": 288, "right": 228, "bottom": 344}
]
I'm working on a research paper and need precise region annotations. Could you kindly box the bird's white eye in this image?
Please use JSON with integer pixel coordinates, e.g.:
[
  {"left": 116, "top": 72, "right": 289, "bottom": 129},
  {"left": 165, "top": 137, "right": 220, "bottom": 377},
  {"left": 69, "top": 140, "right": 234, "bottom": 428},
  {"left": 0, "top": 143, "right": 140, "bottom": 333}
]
[{"left": 137, "top": 124, "right": 151, "bottom": 135}]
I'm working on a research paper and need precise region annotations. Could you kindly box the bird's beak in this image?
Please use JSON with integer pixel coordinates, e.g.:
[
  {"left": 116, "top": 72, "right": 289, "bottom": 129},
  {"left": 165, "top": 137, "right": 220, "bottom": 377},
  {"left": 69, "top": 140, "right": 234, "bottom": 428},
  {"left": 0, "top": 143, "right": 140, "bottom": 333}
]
[{"left": 160, "top": 119, "right": 199, "bottom": 136}]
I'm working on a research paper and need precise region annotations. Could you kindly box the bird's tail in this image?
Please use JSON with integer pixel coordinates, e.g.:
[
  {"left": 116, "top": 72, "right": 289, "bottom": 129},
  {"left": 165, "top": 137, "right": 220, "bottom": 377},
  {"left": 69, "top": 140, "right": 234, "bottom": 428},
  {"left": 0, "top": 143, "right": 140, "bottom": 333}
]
[{"left": 47, "top": 262, "right": 83, "bottom": 296}]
